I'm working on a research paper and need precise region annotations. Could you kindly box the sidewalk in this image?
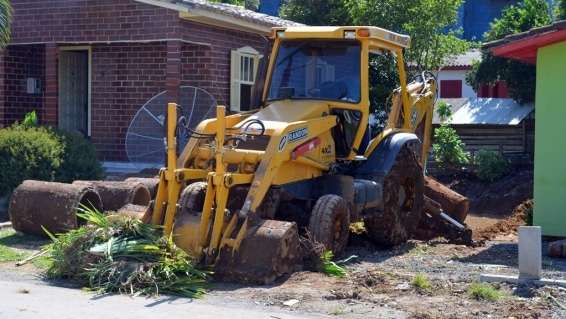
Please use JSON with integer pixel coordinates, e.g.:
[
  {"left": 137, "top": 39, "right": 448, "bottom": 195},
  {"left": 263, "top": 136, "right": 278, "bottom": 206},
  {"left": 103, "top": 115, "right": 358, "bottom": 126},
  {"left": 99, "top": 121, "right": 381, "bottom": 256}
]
[{"left": 0, "top": 280, "right": 326, "bottom": 319}]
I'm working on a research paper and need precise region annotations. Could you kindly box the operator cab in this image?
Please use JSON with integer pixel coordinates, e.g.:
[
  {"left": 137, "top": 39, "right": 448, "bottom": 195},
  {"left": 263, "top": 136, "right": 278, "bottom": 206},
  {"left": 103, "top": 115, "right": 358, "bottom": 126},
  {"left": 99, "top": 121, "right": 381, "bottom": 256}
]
[
  {"left": 262, "top": 26, "right": 411, "bottom": 160},
  {"left": 266, "top": 38, "right": 364, "bottom": 158}
]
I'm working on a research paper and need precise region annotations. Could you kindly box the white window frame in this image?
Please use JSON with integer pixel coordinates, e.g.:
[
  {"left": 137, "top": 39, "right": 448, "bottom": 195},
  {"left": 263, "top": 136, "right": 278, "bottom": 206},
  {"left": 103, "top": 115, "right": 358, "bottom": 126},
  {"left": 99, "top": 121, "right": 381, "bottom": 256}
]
[{"left": 230, "top": 46, "right": 262, "bottom": 112}]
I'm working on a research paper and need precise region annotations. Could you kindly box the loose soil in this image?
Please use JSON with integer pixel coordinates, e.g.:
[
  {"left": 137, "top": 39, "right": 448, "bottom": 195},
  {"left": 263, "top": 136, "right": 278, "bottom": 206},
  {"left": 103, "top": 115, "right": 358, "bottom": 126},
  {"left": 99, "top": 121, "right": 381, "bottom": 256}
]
[
  {"left": 2, "top": 226, "right": 565, "bottom": 319},
  {"left": 434, "top": 169, "right": 534, "bottom": 240}
]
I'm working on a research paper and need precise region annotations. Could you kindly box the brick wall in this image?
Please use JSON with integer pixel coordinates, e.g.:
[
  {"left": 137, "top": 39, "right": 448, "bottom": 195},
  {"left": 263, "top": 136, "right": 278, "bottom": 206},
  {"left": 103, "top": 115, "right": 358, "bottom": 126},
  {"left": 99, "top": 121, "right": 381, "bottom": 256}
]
[
  {"left": 0, "top": 49, "right": 5, "bottom": 128},
  {"left": 2, "top": 45, "right": 45, "bottom": 126},
  {"left": 91, "top": 42, "right": 168, "bottom": 161},
  {"left": 6, "top": 0, "right": 269, "bottom": 161},
  {"left": 10, "top": 0, "right": 179, "bottom": 44},
  {"left": 179, "top": 20, "right": 267, "bottom": 107}
]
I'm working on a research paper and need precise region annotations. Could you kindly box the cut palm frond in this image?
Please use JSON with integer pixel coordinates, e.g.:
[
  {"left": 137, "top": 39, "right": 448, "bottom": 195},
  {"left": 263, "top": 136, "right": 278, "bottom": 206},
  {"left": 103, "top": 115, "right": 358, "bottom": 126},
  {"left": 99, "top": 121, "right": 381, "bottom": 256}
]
[
  {"left": 44, "top": 206, "right": 208, "bottom": 298},
  {"left": 320, "top": 250, "right": 347, "bottom": 278},
  {"left": 0, "top": 0, "right": 12, "bottom": 48}
]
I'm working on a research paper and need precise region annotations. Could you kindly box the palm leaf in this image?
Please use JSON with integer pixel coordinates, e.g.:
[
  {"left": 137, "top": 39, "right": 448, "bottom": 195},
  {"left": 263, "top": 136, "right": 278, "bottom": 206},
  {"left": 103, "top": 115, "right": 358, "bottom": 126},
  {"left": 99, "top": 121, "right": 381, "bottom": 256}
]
[{"left": 0, "top": 0, "right": 12, "bottom": 48}]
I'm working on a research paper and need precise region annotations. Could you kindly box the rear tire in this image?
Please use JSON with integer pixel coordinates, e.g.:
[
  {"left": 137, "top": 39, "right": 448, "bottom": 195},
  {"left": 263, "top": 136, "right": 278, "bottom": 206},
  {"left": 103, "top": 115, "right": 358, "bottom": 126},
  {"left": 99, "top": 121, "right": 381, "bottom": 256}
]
[
  {"left": 365, "top": 145, "right": 424, "bottom": 246},
  {"left": 309, "top": 195, "right": 350, "bottom": 256}
]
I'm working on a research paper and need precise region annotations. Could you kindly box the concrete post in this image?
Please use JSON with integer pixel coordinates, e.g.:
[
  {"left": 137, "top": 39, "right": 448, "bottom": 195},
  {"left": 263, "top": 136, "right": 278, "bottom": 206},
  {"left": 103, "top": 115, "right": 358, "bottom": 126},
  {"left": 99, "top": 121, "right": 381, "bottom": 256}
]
[{"left": 518, "top": 226, "right": 542, "bottom": 280}]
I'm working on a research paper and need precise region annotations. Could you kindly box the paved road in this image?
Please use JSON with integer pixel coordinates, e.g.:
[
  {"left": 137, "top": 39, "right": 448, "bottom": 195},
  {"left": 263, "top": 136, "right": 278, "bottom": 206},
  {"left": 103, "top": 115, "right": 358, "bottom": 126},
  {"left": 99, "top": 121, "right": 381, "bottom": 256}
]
[{"left": 0, "top": 279, "right": 326, "bottom": 319}]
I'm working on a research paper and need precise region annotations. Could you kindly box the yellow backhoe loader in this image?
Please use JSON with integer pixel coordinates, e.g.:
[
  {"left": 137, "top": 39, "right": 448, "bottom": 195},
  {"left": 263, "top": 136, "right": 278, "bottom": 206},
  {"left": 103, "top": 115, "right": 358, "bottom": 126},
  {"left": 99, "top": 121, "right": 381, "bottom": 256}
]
[{"left": 150, "top": 26, "right": 441, "bottom": 283}]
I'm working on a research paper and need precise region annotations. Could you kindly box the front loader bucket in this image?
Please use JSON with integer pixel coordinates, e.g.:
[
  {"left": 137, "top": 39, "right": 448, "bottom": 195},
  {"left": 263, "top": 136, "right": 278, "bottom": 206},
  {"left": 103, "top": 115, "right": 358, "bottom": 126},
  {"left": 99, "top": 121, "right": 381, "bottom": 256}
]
[{"left": 214, "top": 219, "right": 301, "bottom": 284}]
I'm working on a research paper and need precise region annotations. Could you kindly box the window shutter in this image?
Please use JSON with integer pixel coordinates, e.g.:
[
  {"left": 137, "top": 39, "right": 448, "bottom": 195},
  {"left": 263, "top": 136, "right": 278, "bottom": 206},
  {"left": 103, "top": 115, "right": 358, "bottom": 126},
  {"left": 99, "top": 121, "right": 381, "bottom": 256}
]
[
  {"left": 230, "top": 50, "right": 241, "bottom": 112},
  {"left": 252, "top": 55, "right": 261, "bottom": 83},
  {"left": 440, "top": 80, "right": 462, "bottom": 98}
]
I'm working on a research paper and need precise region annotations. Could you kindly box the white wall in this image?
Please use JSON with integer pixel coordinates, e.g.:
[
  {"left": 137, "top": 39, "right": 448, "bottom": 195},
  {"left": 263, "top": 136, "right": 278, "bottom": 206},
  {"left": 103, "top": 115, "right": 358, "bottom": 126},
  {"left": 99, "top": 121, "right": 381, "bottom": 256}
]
[{"left": 437, "top": 69, "right": 477, "bottom": 98}]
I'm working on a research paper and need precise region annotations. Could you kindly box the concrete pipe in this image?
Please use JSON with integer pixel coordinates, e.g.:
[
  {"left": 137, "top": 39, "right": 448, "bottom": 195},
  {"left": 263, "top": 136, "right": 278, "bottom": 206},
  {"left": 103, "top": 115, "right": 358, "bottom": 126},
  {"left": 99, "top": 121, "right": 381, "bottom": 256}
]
[
  {"left": 9, "top": 180, "right": 103, "bottom": 236},
  {"left": 72, "top": 181, "right": 151, "bottom": 212},
  {"left": 124, "top": 177, "right": 160, "bottom": 198}
]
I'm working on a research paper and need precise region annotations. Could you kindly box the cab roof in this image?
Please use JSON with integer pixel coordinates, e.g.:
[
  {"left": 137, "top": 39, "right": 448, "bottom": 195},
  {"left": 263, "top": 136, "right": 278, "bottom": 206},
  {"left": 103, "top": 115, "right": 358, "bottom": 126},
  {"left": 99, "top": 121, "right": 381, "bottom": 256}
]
[{"left": 272, "top": 26, "right": 411, "bottom": 49}]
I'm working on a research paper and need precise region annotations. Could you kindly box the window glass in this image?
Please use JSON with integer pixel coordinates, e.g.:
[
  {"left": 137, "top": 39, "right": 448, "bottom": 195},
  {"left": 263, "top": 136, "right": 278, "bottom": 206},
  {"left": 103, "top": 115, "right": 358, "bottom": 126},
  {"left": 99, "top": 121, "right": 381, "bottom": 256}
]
[{"left": 268, "top": 40, "right": 361, "bottom": 103}]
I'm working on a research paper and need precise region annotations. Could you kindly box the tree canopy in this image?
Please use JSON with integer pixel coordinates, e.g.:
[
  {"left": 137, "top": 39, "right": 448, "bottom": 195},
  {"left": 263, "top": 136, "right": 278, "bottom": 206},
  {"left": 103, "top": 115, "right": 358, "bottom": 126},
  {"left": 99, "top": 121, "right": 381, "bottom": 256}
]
[
  {"left": 348, "top": 0, "right": 472, "bottom": 72},
  {"left": 466, "top": 0, "right": 552, "bottom": 104},
  {"left": 211, "top": 0, "right": 260, "bottom": 11},
  {"left": 279, "top": 0, "right": 351, "bottom": 26},
  {"left": 484, "top": 0, "right": 551, "bottom": 42},
  {"left": 0, "top": 0, "right": 12, "bottom": 49},
  {"left": 557, "top": 0, "right": 566, "bottom": 20},
  {"left": 281, "top": 0, "right": 471, "bottom": 72}
]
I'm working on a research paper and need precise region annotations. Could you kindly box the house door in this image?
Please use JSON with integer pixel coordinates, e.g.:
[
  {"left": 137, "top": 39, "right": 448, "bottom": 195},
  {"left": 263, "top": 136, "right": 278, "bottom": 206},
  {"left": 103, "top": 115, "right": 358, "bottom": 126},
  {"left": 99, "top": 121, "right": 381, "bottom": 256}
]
[{"left": 58, "top": 50, "right": 89, "bottom": 135}]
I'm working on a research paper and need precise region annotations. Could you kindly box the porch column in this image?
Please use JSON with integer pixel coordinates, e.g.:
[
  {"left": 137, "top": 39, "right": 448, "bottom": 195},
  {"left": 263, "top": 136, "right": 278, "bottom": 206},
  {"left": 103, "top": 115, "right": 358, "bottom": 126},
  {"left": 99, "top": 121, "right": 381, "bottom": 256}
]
[
  {"left": 43, "top": 43, "right": 58, "bottom": 126},
  {"left": 166, "top": 40, "right": 182, "bottom": 103},
  {"left": 0, "top": 48, "right": 5, "bottom": 128}
]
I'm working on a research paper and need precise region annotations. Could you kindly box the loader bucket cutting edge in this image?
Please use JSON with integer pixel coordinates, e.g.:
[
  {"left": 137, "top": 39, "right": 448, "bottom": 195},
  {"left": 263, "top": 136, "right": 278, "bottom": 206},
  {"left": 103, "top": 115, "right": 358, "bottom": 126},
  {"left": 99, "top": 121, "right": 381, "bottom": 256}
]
[
  {"left": 173, "top": 215, "right": 301, "bottom": 284},
  {"left": 214, "top": 219, "right": 301, "bottom": 284}
]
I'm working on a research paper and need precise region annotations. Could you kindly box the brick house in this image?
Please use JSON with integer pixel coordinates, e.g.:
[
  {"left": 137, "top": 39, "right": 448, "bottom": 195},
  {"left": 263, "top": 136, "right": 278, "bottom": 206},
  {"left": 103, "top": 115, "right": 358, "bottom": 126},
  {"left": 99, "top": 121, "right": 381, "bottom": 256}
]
[{"left": 0, "top": 0, "right": 298, "bottom": 161}]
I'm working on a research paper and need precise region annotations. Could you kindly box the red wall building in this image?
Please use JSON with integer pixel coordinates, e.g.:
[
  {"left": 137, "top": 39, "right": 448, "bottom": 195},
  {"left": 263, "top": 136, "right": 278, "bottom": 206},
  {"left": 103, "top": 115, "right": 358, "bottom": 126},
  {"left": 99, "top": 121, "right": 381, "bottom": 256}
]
[{"left": 0, "top": 0, "right": 298, "bottom": 161}]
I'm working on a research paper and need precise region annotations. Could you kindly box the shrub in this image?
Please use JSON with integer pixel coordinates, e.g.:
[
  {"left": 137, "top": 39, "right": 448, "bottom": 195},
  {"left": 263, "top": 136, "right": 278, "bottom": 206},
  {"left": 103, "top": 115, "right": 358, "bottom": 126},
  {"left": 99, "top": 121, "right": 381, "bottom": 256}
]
[
  {"left": 436, "top": 101, "right": 452, "bottom": 123},
  {"left": 474, "top": 150, "right": 508, "bottom": 182},
  {"left": 0, "top": 126, "right": 63, "bottom": 196},
  {"left": 55, "top": 130, "right": 104, "bottom": 183},
  {"left": 432, "top": 125, "right": 470, "bottom": 169}
]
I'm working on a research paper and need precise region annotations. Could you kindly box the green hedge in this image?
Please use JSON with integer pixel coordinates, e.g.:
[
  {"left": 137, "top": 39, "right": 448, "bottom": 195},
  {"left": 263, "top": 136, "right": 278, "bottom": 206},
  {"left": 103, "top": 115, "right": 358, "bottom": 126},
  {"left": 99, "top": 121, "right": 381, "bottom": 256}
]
[
  {"left": 0, "top": 125, "right": 104, "bottom": 196},
  {"left": 55, "top": 130, "right": 104, "bottom": 183},
  {"left": 0, "top": 126, "right": 63, "bottom": 196},
  {"left": 474, "top": 150, "right": 509, "bottom": 182}
]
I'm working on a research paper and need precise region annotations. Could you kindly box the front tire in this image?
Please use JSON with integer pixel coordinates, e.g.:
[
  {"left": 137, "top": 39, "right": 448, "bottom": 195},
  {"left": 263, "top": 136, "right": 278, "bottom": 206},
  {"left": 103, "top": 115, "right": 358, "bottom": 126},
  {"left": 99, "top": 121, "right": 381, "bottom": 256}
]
[
  {"left": 309, "top": 195, "right": 351, "bottom": 256},
  {"left": 365, "top": 145, "right": 424, "bottom": 246}
]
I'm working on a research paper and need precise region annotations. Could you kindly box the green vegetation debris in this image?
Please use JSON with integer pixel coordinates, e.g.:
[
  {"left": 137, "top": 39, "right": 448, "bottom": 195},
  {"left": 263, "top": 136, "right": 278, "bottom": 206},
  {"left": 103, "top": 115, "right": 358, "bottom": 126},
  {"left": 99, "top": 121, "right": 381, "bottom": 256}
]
[
  {"left": 320, "top": 250, "right": 347, "bottom": 278},
  {"left": 319, "top": 250, "right": 357, "bottom": 278},
  {"left": 44, "top": 206, "right": 208, "bottom": 298},
  {"left": 468, "top": 282, "right": 503, "bottom": 301},
  {"left": 349, "top": 222, "right": 366, "bottom": 235}
]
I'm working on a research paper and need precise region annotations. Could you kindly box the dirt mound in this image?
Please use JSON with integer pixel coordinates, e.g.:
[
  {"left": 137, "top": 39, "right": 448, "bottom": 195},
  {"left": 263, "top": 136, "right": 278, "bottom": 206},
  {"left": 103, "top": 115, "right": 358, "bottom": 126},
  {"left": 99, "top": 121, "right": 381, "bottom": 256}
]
[
  {"left": 436, "top": 170, "right": 533, "bottom": 217},
  {"left": 473, "top": 200, "right": 533, "bottom": 240}
]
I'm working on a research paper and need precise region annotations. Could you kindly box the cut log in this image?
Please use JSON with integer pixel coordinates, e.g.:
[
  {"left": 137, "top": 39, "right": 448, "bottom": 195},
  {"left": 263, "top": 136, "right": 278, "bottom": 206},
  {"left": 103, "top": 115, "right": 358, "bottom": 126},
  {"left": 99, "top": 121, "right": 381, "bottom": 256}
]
[
  {"left": 72, "top": 181, "right": 151, "bottom": 212},
  {"left": 124, "top": 177, "right": 159, "bottom": 198},
  {"left": 424, "top": 176, "right": 469, "bottom": 223},
  {"left": 9, "top": 180, "right": 102, "bottom": 236}
]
